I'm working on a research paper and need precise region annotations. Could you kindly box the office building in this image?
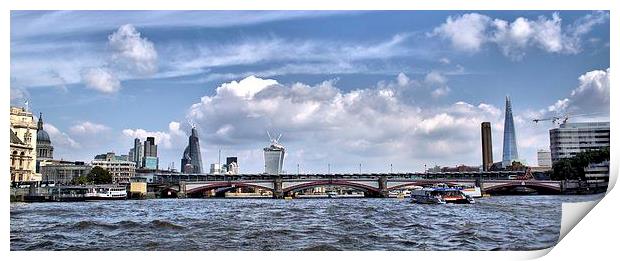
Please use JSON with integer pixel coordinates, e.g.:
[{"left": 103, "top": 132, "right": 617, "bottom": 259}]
[
  {"left": 502, "top": 96, "right": 519, "bottom": 167},
  {"left": 549, "top": 122, "right": 610, "bottom": 162},
  {"left": 264, "top": 133, "right": 285, "bottom": 175},
  {"left": 481, "top": 122, "right": 493, "bottom": 171},
  {"left": 133, "top": 138, "right": 143, "bottom": 169},
  {"left": 181, "top": 126, "right": 203, "bottom": 174},
  {"left": 226, "top": 157, "right": 239, "bottom": 175},
  {"left": 10, "top": 106, "right": 39, "bottom": 182},
  {"left": 537, "top": 149, "right": 552, "bottom": 167},
  {"left": 91, "top": 152, "right": 136, "bottom": 184},
  {"left": 142, "top": 136, "right": 159, "bottom": 170},
  {"left": 40, "top": 160, "right": 91, "bottom": 185}
]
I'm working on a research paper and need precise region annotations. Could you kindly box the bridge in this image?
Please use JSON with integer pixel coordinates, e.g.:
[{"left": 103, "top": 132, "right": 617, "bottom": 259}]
[{"left": 151, "top": 171, "right": 562, "bottom": 198}]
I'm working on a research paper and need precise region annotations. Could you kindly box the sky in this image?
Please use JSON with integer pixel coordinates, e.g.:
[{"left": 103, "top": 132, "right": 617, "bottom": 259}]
[{"left": 10, "top": 10, "right": 610, "bottom": 174}]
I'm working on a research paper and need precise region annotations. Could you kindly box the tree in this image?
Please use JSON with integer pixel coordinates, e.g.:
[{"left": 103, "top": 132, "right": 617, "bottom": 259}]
[
  {"left": 87, "top": 166, "right": 113, "bottom": 184},
  {"left": 551, "top": 147, "right": 610, "bottom": 181},
  {"left": 72, "top": 175, "right": 90, "bottom": 185}
]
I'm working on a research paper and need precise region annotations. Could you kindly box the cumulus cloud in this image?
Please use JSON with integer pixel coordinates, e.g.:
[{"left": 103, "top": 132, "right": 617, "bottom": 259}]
[
  {"left": 122, "top": 121, "right": 186, "bottom": 149},
  {"left": 44, "top": 123, "right": 81, "bottom": 149},
  {"left": 81, "top": 67, "right": 121, "bottom": 93},
  {"left": 70, "top": 121, "right": 110, "bottom": 135},
  {"left": 431, "top": 11, "right": 608, "bottom": 60},
  {"left": 108, "top": 24, "right": 158, "bottom": 75},
  {"left": 185, "top": 75, "right": 502, "bottom": 172},
  {"left": 548, "top": 68, "right": 610, "bottom": 115}
]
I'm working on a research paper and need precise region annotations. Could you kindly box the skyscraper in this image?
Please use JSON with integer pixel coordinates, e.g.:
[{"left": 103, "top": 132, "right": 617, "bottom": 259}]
[
  {"left": 502, "top": 96, "right": 519, "bottom": 167},
  {"left": 133, "top": 138, "right": 143, "bottom": 168},
  {"left": 181, "top": 126, "right": 203, "bottom": 173},
  {"left": 264, "top": 132, "right": 285, "bottom": 175},
  {"left": 143, "top": 136, "right": 158, "bottom": 169},
  {"left": 481, "top": 122, "right": 493, "bottom": 171}
]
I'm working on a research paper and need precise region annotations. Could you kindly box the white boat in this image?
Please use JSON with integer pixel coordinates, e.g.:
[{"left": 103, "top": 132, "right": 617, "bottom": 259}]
[
  {"left": 410, "top": 187, "right": 475, "bottom": 204},
  {"left": 460, "top": 186, "right": 482, "bottom": 198},
  {"left": 85, "top": 186, "right": 127, "bottom": 200}
]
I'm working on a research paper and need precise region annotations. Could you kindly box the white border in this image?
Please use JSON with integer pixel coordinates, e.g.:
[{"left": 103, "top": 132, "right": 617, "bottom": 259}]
[{"left": 2, "top": 0, "right": 617, "bottom": 260}]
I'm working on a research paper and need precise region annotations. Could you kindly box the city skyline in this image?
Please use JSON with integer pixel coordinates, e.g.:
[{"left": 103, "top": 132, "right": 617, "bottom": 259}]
[{"left": 10, "top": 11, "right": 610, "bottom": 173}]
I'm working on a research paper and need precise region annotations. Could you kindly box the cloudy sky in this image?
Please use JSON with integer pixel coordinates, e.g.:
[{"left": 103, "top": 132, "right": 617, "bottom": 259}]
[{"left": 10, "top": 11, "right": 610, "bottom": 173}]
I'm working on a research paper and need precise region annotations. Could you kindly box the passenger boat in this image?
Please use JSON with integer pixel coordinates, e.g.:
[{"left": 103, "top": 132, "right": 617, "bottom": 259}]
[
  {"left": 85, "top": 186, "right": 127, "bottom": 200},
  {"left": 410, "top": 187, "right": 475, "bottom": 204}
]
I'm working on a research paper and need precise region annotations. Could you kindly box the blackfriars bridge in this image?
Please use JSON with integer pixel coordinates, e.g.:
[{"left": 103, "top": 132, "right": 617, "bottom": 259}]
[{"left": 151, "top": 171, "right": 562, "bottom": 198}]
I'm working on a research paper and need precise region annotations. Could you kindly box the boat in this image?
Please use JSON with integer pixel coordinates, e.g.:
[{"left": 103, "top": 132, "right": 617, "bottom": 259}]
[
  {"left": 410, "top": 187, "right": 475, "bottom": 204},
  {"left": 327, "top": 191, "right": 338, "bottom": 198},
  {"left": 459, "top": 186, "right": 482, "bottom": 198},
  {"left": 85, "top": 186, "right": 127, "bottom": 200}
]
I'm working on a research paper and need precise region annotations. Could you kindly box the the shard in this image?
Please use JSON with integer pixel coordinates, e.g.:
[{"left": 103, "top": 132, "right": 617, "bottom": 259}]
[
  {"left": 181, "top": 126, "right": 203, "bottom": 173},
  {"left": 502, "top": 96, "right": 519, "bottom": 167}
]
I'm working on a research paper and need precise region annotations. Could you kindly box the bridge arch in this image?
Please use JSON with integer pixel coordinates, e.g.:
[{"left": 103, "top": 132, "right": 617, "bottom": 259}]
[
  {"left": 283, "top": 180, "right": 381, "bottom": 195},
  {"left": 484, "top": 182, "right": 561, "bottom": 194},
  {"left": 185, "top": 182, "right": 274, "bottom": 196}
]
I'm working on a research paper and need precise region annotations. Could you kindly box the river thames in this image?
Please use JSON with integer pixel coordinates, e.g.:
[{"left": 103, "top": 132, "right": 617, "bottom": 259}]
[{"left": 10, "top": 194, "right": 603, "bottom": 251}]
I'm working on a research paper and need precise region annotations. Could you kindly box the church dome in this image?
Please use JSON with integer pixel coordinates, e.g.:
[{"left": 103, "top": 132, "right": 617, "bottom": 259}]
[{"left": 37, "top": 129, "right": 51, "bottom": 143}]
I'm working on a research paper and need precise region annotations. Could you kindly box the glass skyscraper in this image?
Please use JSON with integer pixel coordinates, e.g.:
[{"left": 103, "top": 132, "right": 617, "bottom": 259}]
[
  {"left": 502, "top": 96, "right": 519, "bottom": 167},
  {"left": 264, "top": 141, "right": 285, "bottom": 175},
  {"left": 181, "top": 127, "right": 203, "bottom": 174}
]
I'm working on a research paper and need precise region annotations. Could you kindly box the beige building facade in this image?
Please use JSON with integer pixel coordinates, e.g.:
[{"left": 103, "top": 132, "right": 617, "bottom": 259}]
[{"left": 10, "top": 106, "right": 40, "bottom": 182}]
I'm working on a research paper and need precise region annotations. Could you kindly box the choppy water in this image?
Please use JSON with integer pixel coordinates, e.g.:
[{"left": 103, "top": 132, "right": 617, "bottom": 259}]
[{"left": 10, "top": 194, "right": 603, "bottom": 251}]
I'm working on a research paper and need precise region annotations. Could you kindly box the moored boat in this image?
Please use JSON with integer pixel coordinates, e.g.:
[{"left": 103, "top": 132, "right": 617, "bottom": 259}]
[{"left": 85, "top": 186, "right": 127, "bottom": 200}]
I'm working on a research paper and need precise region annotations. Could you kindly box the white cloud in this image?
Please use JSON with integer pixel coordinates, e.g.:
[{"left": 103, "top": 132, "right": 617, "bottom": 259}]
[
  {"left": 122, "top": 121, "right": 186, "bottom": 149},
  {"left": 548, "top": 68, "right": 610, "bottom": 115},
  {"left": 70, "top": 121, "right": 110, "bottom": 135},
  {"left": 81, "top": 67, "right": 121, "bottom": 93},
  {"left": 431, "top": 12, "right": 608, "bottom": 59},
  {"left": 185, "top": 75, "right": 502, "bottom": 172},
  {"left": 431, "top": 86, "right": 451, "bottom": 98},
  {"left": 44, "top": 123, "right": 80, "bottom": 149},
  {"left": 108, "top": 24, "right": 158, "bottom": 75},
  {"left": 430, "top": 13, "right": 491, "bottom": 52}
]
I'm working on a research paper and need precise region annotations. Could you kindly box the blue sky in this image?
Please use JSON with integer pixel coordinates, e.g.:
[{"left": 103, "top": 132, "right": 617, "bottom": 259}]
[{"left": 10, "top": 11, "right": 610, "bottom": 173}]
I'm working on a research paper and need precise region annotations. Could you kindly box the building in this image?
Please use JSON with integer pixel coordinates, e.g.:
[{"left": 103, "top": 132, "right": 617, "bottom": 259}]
[
  {"left": 502, "top": 96, "right": 519, "bottom": 167},
  {"left": 226, "top": 157, "right": 239, "bottom": 175},
  {"left": 133, "top": 138, "right": 143, "bottom": 169},
  {"left": 537, "top": 149, "right": 552, "bottom": 167},
  {"left": 440, "top": 165, "right": 480, "bottom": 172},
  {"left": 91, "top": 152, "right": 136, "bottom": 184},
  {"left": 584, "top": 161, "right": 609, "bottom": 187},
  {"left": 181, "top": 126, "right": 203, "bottom": 174},
  {"left": 549, "top": 122, "right": 610, "bottom": 163},
  {"left": 10, "top": 106, "right": 39, "bottom": 182},
  {"left": 264, "top": 134, "right": 285, "bottom": 175},
  {"left": 143, "top": 156, "right": 158, "bottom": 170},
  {"left": 209, "top": 163, "right": 221, "bottom": 174},
  {"left": 35, "top": 113, "right": 54, "bottom": 161},
  {"left": 40, "top": 160, "right": 91, "bottom": 185},
  {"left": 481, "top": 122, "right": 493, "bottom": 171},
  {"left": 142, "top": 137, "right": 158, "bottom": 170}
]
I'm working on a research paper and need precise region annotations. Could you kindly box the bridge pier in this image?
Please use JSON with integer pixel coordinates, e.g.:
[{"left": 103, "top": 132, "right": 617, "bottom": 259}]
[
  {"left": 378, "top": 177, "right": 389, "bottom": 198},
  {"left": 273, "top": 178, "right": 283, "bottom": 199}
]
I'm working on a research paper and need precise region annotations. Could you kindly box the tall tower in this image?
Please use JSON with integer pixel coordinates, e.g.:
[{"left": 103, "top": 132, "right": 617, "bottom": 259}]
[
  {"left": 181, "top": 126, "right": 203, "bottom": 173},
  {"left": 263, "top": 132, "right": 285, "bottom": 175},
  {"left": 502, "top": 96, "right": 519, "bottom": 167},
  {"left": 481, "top": 122, "right": 493, "bottom": 171}
]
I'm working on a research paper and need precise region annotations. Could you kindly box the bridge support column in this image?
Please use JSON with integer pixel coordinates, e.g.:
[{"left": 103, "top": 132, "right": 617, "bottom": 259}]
[
  {"left": 273, "top": 178, "right": 283, "bottom": 199},
  {"left": 178, "top": 181, "right": 187, "bottom": 198},
  {"left": 378, "top": 177, "right": 389, "bottom": 198}
]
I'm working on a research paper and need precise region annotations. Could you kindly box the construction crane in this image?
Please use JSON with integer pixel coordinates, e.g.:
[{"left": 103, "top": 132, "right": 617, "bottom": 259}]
[{"left": 533, "top": 112, "right": 606, "bottom": 125}]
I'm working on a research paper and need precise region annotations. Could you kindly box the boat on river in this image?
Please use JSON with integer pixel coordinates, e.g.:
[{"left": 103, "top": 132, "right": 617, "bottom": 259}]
[
  {"left": 410, "top": 187, "right": 475, "bottom": 204},
  {"left": 85, "top": 186, "right": 127, "bottom": 200}
]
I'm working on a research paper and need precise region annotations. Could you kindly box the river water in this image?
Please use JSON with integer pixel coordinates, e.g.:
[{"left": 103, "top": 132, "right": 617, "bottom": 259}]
[{"left": 10, "top": 194, "right": 603, "bottom": 251}]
